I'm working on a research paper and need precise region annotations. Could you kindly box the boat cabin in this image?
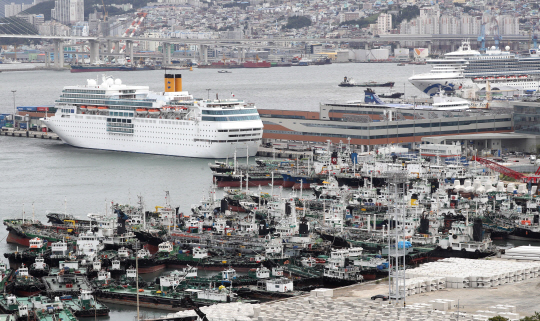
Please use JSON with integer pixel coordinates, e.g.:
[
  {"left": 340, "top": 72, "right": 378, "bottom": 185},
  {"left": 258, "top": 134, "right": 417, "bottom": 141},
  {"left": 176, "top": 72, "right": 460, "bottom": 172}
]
[
  {"left": 221, "top": 267, "right": 237, "bottom": 280},
  {"left": 137, "top": 248, "right": 151, "bottom": 259},
  {"left": 17, "top": 265, "right": 29, "bottom": 276},
  {"left": 92, "top": 260, "right": 101, "bottom": 271},
  {"left": 110, "top": 260, "right": 121, "bottom": 270},
  {"left": 272, "top": 266, "right": 284, "bottom": 277},
  {"left": 118, "top": 247, "right": 129, "bottom": 258},
  {"left": 158, "top": 241, "right": 174, "bottom": 253},
  {"left": 192, "top": 247, "right": 208, "bottom": 259},
  {"left": 29, "top": 237, "right": 45, "bottom": 250},
  {"left": 97, "top": 270, "right": 111, "bottom": 281},
  {"left": 126, "top": 268, "right": 137, "bottom": 278},
  {"left": 33, "top": 257, "right": 47, "bottom": 270},
  {"left": 265, "top": 278, "right": 293, "bottom": 292},
  {"left": 51, "top": 240, "right": 68, "bottom": 258},
  {"left": 255, "top": 266, "right": 270, "bottom": 279}
]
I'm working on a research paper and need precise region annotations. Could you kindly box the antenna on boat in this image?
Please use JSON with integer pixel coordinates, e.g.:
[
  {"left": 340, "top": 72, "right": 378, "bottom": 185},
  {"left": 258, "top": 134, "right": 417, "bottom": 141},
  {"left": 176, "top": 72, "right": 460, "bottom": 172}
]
[
  {"left": 22, "top": 203, "right": 25, "bottom": 224},
  {"left": 32, "top": 202, "right": 35, "bottom": 223}
]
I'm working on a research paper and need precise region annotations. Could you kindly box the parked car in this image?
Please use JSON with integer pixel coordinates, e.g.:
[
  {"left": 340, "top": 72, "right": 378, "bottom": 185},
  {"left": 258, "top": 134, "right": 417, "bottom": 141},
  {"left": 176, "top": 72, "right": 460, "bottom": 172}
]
[{"left": 371, "top": 294, "right": 389, "bottom": 301}]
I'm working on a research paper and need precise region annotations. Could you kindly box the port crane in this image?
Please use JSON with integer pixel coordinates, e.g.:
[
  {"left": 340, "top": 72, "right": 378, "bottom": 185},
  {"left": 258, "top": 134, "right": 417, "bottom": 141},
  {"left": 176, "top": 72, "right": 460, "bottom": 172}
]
[
  {"left": 473, "top": 157, "right": 540, "bottom": 183},
  {"left": 477, "top": 23, "right": 486, "bottom": 52},
  {"left": 110, "top": 12, "right": 147, "bottom": 54},
  {"left": 181, "top": 296, "right": 209, "bottom": 321}
]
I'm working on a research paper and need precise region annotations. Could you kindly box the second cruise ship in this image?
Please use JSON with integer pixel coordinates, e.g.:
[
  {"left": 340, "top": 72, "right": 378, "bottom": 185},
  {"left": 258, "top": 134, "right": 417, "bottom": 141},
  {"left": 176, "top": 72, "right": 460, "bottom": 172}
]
[
  {"left": 41, "top": 74, "right": 263, "bottom": 158},
  {"left": 409, "top": 40, "right": 540, "bottom": 96}
]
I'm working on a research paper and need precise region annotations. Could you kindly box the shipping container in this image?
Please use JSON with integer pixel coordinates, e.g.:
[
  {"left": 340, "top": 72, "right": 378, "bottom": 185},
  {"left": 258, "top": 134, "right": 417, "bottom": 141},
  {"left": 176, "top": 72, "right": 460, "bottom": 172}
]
[
  {"left": 19, "top": 123, "right": 27, "bottom": 129},
  {"left": 17, "top": 107, "right": 38, "bottom": 112},
  {"left": 36, "top": 107, "right": 49, "bottom": 112}
]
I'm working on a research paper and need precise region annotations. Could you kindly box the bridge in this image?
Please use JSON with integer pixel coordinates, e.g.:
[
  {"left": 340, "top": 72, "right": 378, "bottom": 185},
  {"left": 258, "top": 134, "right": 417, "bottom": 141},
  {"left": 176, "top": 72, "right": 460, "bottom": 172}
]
[{"left": 0, "top": 33, "right": 531, "bottom": 68}]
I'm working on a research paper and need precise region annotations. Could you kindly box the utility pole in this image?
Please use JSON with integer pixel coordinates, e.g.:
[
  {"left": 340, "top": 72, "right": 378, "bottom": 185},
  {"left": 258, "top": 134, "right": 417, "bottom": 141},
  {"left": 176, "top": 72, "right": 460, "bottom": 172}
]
[
  {"left": 412, "top": 95, "right": 417, "bottom": 151},
  {"left": 134, "top": 241, "right": 141, "bottom": 321},
  {"left": 11, "top": 90, "right": 16, "bottom": 126}
]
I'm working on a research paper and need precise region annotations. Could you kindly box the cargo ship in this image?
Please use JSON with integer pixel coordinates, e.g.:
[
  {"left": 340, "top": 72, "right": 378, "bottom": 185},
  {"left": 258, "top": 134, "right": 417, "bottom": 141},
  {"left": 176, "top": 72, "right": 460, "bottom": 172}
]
[
  {"left": 70, "top": 64, "right": 158, "bottom": 73},
  {"left": 243, "top": 61, "right": 271, "bottom": 68},
  {"left": 197, "top": 61, "right": 243, "bottom": 69},
  {"left": 4, "top": 219, "right": 75, "bottom": 248}
]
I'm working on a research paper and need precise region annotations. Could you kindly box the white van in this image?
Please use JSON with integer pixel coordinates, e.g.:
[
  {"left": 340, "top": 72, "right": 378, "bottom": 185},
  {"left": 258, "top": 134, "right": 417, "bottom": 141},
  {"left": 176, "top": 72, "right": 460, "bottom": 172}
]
[{"left": 530, "top": 155, "right": 537, "bottom": 164}]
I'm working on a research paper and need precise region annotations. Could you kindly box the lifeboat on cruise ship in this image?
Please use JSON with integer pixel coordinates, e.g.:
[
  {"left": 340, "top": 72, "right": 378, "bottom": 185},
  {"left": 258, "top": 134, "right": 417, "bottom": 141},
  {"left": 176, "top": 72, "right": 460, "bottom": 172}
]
[
  {"left": 148, "top": 109, "right": 160, "bottom": 115},
  {"left": 519, "top": 75, "right": 528, "bottom": 79},
  {"left": 136, "top": 108, "right": 148, "bottom": 115},
  {"left": 87, "top": 106, "right": 97, "bottom": 110},
  {"left": 473, "top": 77, "right": 484, "bottom": 81},
  {"left": 161, "top": 106, "right": 174, "bottom": 113},
  {"left": 173, "top": 106, "right": 188, "bottom": 114},
  {"left": 496, "top": 76, "right": 505, "bottom": 79},
  {"left": 98, "top": 106, "right": 109, "bottom": 110},
  {"left": 486, "top": 76, "right": 495, "bottom": 80},
  {"left": 507, "top": 76, "right": 517, "bottom": 79},
  {"left": 80, "top": 105, "right": 87, "bottom": 111}
]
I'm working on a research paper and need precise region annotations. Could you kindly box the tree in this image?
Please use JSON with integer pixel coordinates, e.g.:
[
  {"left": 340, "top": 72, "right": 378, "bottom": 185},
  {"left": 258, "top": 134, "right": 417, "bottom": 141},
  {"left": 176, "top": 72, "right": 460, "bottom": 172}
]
[
  {"left": 282, "top": 16, "right": 311, "bottom": 30},
  {"left": 339, "top": 14, "right": 379, "bottom": 29},
  {"left": 392, "top": 5, "right": 420, "bottom": 28},
  {"left": 488, "top": 316, "right": 509, "bottom": 321},
  {"left": 520, "top": 312, "right": 540, "bottom": 321}
]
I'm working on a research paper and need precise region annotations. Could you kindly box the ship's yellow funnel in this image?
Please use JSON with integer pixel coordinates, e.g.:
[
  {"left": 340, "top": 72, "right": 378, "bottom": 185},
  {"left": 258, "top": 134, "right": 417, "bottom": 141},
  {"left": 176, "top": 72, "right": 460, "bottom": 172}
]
[
  {"left": 164, "top": 74, "right": 175, "bottom": 92},
  {"left": 175, "top": 74, "right": 182, "bottom": 92}
]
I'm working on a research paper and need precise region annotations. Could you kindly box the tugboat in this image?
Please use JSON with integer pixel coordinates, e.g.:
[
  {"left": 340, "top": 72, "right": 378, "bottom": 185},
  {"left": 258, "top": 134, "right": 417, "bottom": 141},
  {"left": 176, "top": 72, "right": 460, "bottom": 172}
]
[
  {"left": 126, "top": 247, "right": 166, "bottom": 274},
  {"left": 9, "top": 264, "right": 45, "bottom": 297},
  {"left": 29, "top": 256, "right": 49, "bottom": 277}
]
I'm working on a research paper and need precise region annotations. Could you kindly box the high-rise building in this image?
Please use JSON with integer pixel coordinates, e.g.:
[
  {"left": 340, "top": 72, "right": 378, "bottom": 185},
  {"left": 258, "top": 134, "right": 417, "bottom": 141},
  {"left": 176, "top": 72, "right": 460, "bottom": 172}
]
[
  {"left": 51, "top": 0, "right": 83, "bottom": 25},
  {"left": 377, "top": 13, "right": 392, "bottom": 35},
  {"left": 5, "top": 3, "right": 32, "bottom": 18},
  {"left": 5, "top": 3, "right": 21, "bottom": 17}
]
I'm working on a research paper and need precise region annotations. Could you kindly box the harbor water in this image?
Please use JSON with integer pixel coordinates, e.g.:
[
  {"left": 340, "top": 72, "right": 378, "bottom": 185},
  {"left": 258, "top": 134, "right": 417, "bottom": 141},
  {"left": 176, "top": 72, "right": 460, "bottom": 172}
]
[{"left": 0, "top": 63, "right": 534, "bottom": 320}]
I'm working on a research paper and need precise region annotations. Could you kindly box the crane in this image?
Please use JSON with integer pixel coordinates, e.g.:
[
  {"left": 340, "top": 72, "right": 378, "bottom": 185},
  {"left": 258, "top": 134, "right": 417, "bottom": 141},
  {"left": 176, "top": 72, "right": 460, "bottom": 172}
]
[
  {"left": 110, "top": 12, "right": 147, "bottom": 54},
  {"left": 101, "top": 0, "right": 108, "bottom": 21},
  {"left": 530, "top": 22, "right": 539, "bottom": 49},
  {"left": 477, "top": 23, "right": 486, "bottom": 52},
  {"left": 473, "top": 157, "right": 540, "bottom": 183},
  {"left": 491, "top": 17, "right": 502, "bottom": 49},
  {"left": 181, "top": 296, "right": 209, "bottom": 321}
]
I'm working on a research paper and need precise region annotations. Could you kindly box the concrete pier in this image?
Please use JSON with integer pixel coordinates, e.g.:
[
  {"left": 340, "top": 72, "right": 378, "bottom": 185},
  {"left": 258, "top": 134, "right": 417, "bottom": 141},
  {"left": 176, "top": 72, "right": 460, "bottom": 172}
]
[{"left": 1, "top": 130, "right": 60, "bottom": 140}]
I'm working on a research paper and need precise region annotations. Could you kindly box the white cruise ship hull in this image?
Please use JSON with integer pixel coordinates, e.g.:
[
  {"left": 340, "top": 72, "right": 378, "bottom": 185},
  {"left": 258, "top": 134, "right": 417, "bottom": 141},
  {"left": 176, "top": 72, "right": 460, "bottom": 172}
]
[
  {"left": 408, "top": 73, "right": 467, "bottom": 96},
  {"left": 42, "top": 116, "right": 261, "bottom": 158}
]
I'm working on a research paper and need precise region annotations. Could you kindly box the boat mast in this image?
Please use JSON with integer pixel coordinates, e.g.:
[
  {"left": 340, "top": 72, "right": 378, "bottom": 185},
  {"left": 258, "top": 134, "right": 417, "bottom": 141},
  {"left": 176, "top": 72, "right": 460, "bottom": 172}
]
[
  {"left": 271, "top": 172, "right": 274, "bottom": 197},
  {"left": 246, "top": 147, "right": 249, "bottom": 193}
]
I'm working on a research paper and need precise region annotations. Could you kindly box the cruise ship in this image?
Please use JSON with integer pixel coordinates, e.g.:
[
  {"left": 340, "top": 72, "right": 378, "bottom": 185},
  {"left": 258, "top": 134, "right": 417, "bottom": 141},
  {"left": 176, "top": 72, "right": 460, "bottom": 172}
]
[
  {"left": 409, "top": 40, "right": 540, "bottom": 96},
  {"left": 41, "top": 74, "right": 263, "bottom": 158}
]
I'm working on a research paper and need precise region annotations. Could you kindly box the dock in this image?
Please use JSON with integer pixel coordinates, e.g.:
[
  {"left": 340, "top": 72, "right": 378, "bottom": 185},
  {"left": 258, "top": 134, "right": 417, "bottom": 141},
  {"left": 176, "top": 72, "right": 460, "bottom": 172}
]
[
  {"left": 255, "top": 146, "right": 313, "bottom": 159},
  {"left": 1, "top": 130, "right": 60, "bottom": 140}
]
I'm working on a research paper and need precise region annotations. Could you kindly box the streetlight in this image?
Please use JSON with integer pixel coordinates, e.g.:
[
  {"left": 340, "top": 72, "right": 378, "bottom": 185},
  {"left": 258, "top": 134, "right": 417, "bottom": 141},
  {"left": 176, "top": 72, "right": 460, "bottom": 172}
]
[{"left": 11, "top": 90, "right": 16, "bottom": 124}]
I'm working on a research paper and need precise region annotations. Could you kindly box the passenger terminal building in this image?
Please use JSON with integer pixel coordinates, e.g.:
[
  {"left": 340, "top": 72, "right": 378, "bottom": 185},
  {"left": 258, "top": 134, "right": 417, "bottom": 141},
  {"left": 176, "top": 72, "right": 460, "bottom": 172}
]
[{"left": 259, "top": 101, "right": 513, "bottom": 152}]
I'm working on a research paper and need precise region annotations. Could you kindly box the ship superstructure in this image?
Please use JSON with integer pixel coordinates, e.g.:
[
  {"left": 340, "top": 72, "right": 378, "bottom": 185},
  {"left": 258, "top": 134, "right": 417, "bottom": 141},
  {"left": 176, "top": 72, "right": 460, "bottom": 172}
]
[
  {"left": 41, "top": 74, "right": 263, "bottom": 158},
  {"left": 409, "top": 40, "right": 540, "bottom": 95}
]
